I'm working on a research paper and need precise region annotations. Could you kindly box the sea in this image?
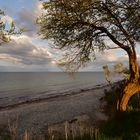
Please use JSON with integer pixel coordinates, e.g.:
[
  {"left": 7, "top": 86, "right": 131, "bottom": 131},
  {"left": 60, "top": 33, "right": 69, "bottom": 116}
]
[{"left": 0, "top": 72, "right": 122, "bottom": 107}]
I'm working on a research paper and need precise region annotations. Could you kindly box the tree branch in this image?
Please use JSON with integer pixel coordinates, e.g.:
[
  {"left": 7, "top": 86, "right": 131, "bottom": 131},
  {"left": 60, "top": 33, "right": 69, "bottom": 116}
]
[{"left": 102, "top": 2, "right": 134, "bottom": 47}]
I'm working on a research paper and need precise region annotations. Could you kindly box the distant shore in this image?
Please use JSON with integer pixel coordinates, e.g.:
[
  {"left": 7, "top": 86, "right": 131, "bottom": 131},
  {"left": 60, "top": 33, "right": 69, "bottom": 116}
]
[{"left": 0, "top": 83, "right": 113, "bottom": 138}]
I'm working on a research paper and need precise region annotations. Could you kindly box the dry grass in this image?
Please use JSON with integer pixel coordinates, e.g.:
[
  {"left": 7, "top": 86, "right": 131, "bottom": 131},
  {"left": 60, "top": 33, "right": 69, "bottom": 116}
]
[
  {"left": 5, "top": 116, "right": 97, "bottom": 140},
  {"left": 8, "top": 116, "right": 19, "bottom": 140}
]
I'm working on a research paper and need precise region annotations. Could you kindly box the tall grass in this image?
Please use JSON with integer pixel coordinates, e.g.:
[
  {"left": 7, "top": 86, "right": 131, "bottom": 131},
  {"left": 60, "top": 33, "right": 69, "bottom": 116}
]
[{"left": 0, "top": 120, "right": 125, "bottom": 140}]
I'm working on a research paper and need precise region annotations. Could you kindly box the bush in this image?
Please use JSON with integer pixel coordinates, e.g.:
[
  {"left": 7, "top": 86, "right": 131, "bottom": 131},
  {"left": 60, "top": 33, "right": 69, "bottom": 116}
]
[{"left": 100, "top": 81, "right": 140, "bottom": 140}]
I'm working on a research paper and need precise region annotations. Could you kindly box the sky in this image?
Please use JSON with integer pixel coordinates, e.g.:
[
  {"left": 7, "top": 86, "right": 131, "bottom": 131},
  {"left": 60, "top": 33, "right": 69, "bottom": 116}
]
[{"left": 0, "top": 0, "right": 139, "bottom": 72}]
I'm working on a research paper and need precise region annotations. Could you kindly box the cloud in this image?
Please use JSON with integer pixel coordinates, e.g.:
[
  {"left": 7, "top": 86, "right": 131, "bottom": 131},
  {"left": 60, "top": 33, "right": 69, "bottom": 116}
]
[
  {"left": 0, "top": 35, "right": 54, "bottom": 66},
  {"left": 0, "top": 54, "right": 22, "bottom": 64},
  {"left": 15, "top": 1, "right": 42, "bottom": 37},
  {"left": 81, "top": 47, "right": 140, "bottom": 71},
  {"left": 1, "top": 15, "right": 13, "bottom": 23},
  {"left": 0, "top": 1, "right": 60, "bottom": 72},
  {"left": 1, "top": 1, "right": 140, "bottom": 72}
]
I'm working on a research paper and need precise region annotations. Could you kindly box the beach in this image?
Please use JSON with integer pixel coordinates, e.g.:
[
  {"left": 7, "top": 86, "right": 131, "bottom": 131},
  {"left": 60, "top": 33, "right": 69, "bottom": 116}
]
[{"left": 0, "top": 84, "right": 109, "bottom": 138}]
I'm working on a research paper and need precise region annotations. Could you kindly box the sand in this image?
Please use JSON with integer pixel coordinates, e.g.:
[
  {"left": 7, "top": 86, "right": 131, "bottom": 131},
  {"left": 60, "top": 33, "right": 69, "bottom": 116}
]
[{"left": 0, "top": 85, "right": 110, "bottom": 138}]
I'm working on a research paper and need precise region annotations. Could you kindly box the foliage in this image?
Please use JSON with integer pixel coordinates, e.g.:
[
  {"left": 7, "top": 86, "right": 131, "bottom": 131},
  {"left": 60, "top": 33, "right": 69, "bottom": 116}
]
[
  {"left": 101, "top": 81, "right": 140, "bottom": 140},
  {"left": 38, "top": 0, "right": 140, "bottom": 71},
  {"left": 102, "top": 65, "right": 112, "bottom": 85},
  {"left": 104, "top": 79, "right": 140, "bottom": 111},
  {"left": 104, "top": 81, "right": 126, "bottom": 113},
  {"left": 100, "top": 111, "right": 140, "bottom": 140},
  {"left": 0, "top": 9, "right": 22, "bottom": 45}
]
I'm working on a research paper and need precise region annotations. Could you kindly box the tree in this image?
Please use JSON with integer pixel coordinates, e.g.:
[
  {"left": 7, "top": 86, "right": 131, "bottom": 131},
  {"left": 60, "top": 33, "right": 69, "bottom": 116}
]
[
  {"left": 38, "top": 0, "right": 140, "bottom": 111},
  {"left": 0, "top": 9, "right": 22, "bottom": 45}
]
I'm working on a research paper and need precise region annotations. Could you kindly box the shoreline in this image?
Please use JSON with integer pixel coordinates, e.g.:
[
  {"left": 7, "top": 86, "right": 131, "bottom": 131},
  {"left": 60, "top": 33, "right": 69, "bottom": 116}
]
[
  {"left": 0, "top": 83, "right": 110, "bottom": 111},
  {"left": 0, "top": 83, "right": 112, "bottom": 137}
]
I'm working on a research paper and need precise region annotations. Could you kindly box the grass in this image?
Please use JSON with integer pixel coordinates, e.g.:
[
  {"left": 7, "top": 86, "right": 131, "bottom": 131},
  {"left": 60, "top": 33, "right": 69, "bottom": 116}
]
[{"left": 100, "top": 111, "right": 140, "bottom": 140}]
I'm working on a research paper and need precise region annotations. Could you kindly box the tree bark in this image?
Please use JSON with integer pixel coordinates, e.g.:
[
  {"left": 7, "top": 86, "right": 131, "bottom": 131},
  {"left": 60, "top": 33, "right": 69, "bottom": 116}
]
[
  {"left": 120, "top": 50, "right": 140, "bottom": 111},
  {"left": 120, "top": 82, "right": 140, "bottom": 111}
]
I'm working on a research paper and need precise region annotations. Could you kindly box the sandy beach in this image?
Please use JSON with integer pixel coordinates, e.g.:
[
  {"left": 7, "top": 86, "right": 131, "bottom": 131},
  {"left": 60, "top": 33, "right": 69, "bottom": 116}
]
[{"left": 0, "top": 84, "right": 110, "bottom": 138}]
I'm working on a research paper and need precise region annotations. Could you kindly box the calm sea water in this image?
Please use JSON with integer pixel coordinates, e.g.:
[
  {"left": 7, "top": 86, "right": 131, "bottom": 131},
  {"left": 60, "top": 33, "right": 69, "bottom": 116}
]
[{"left": 0, "top": 72, "right": 121, "bottom": 107}]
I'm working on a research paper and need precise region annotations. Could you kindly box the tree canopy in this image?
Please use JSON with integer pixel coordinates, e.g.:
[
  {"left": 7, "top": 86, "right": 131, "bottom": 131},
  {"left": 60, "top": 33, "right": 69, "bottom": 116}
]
[
  {"left": 38, "top": 0, "right": 140, "bottom": 111},
  {"left": 38, "top": 0, "right": 140, "bottom": 71}
]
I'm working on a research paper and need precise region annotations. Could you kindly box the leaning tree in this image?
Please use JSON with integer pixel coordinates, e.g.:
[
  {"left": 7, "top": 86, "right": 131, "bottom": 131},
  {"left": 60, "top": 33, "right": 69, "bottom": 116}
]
[{"left": 38, "top": 0, "right": 140, "bottom": 111}]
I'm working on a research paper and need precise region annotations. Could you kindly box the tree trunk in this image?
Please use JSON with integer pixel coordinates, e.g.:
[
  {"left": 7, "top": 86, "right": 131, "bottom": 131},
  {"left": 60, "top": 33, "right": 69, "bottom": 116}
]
[{"left": 120, "top": 51, "right": 140, "bottom": 111}]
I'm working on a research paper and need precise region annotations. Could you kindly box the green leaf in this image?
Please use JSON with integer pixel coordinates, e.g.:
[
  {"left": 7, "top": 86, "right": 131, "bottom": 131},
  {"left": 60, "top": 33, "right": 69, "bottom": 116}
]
[
  {"left": 2, "top": 23, "right": 6, "bottom": 30},
  {"left": 10, "top": 21, "right": 15, "bottom": 28}
]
